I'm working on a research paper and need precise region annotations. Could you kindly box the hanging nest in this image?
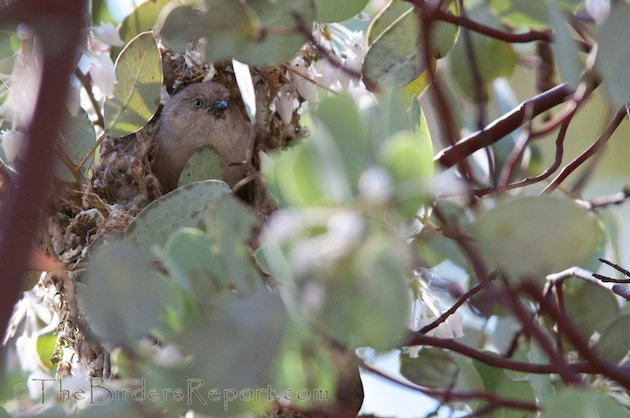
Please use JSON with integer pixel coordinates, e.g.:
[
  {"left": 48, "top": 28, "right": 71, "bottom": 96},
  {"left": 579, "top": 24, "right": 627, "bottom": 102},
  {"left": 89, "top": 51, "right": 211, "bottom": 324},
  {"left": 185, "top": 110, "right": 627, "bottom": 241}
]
[{"left": 37, "top": 41, "right": 307, "bottom": 380}]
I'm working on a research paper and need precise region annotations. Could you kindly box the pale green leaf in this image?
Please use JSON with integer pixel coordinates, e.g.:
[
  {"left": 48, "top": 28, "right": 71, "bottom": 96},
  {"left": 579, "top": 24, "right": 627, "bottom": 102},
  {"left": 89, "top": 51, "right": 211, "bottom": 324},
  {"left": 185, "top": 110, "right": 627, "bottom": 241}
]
[
  {"left": 593, "top": 314, "right": 630, "bottom": 363},
  {"left": 542, "top": 388, "right": 630, "bottom": 418},
  {"left": 125, "top": 180, "right": 230, "bottom": 258},
  {"left": 76, "top": 241, "right": 170, "bottom": 347},
  {"left": 400, "top": 348, "right": 460, "bottom": 388},
  {"left": 488, "top": 0, "right": 582, "bottom": 29},
  {"left": 177, "top": 147, "right": 224, "bottom": 188},
  {"left": 564, "top": 281, "right": 619, "bottom": 340},
  {"left": 103, "top": 31, "right": 163, "bottom": 138},
  {"left": 472, "top": 196, "right": 605, "bottom": 282},
  {"left": 595, "top": 3, "right": 630, "bottom": 106},
  {"left": 315, "top": 0, "right": 369, "bottom": 22},
  {"left": 178, "top": 287, "right": 288, "bottom": 416},
  {"left": 449, "top": 6, "right": 517, "bottom": 100},
  {"left": 54, "top": 109, "right": 96, "bottom": 182},
  {"left": 549, "top": 0, "right": 582, "bottom": 89},
  {"left": 367, "top": 0, "right": 413, "bottom": 45},
  {"left": 362, "top": 1, "right": 458, "bottom": 89},
  {"left": 159, "top": 0, "right": 313, "bottom": 66}
]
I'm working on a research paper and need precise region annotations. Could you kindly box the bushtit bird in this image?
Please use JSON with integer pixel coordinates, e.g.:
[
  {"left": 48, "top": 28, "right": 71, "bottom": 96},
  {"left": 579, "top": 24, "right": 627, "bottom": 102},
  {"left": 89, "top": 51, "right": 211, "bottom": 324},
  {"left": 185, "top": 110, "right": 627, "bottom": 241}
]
[{"left": 152, "top": 81, "right": 251, "bottom": 192}]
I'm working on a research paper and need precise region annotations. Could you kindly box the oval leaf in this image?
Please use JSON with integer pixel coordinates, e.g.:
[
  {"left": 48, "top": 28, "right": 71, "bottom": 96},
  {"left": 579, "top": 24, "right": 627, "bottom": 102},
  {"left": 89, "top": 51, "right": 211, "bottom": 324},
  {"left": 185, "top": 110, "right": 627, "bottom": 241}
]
[
  {"left": 593, "top": 314, "right": 630, "bottom": 363},
  {"left": 125, "top": 180, "right": 230, "bottom": 258},
  {"left": 595, "top": 3, "right": 630, "bottom": 106},
  {"left": 315, "top": 0, "right": 369, "bottom": 23},
  {"left": 362, "top": 1, "right": 458, "bottom": 89},
  {"left": 472, "top": 196, "right": 605, "bottom": 282},
  {"left": 54, "top": 109, "right": 96, "bottom": 182},
  {"left": 76, "top": 241, "right": 170, "bottom": 347},
  {"left": 177, "top": 147, "right": 224, "bottom": 188},
  {"left": 159, "top": 0, "right": 313, "bottom": 66},
  {"left": 103, "top": 31, "right": 163, "bottom": 138}
]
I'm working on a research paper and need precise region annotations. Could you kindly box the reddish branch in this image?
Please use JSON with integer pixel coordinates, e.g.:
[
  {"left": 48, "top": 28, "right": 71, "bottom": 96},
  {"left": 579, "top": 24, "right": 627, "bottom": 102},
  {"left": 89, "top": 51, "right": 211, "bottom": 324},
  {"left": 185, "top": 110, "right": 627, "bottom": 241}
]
[
  {"left": 412, "top": 1, "right": 476, "bottom": 183},
  {"left": 408, "top": 333, "right": 599, "bottom": 375},
  {"left": 0, "top": 1, "right": 85, "bottom": 334},
  {"left": 433, "top": 9, "right": 552, "bottom": 43},
  {"left": 518, "top": 281, "right": 630, "bottom": 391},
  {"left": 74, "top": 68, "right": 105, "bottom": 129},
  {"left": 419, "top": 270, "right": 496, "bottom": 334},
  {"left": 435, "top": 83, "right": 572, "bottom": 169},
  {"left": 542, "top": 108, "right": 626, "bottom": 193},
  {"left": 471, "top": 111, "right": 573, "bottom": 197},
  {"left": 503, "top": 281, "right": 583, "bottom": 385}
]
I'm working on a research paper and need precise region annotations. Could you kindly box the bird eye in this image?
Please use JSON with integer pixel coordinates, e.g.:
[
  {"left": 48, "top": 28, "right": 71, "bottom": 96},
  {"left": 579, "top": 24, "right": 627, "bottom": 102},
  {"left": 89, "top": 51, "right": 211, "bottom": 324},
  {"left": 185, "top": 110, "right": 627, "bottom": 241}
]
[
  {"left": 193, "top": 98, "right": 204, "bottom": 109},
  {"left": 212, "top": 99, "right": 229, "bottom": 111}
]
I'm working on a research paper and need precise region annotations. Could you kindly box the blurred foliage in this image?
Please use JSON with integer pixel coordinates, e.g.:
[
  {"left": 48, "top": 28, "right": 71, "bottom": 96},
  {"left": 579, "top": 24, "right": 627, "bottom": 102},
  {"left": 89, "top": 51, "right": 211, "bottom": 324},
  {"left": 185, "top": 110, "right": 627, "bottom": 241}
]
[{"left": 2, "top": 0, "right": 630, "bottom": 417}]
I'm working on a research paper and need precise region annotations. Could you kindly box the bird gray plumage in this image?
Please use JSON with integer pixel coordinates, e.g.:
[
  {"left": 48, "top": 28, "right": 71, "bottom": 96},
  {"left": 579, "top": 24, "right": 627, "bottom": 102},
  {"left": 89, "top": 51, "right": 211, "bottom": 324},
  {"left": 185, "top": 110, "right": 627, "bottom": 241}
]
[{"left": 152, "top": 81, "right": 251, "bottom": 192}]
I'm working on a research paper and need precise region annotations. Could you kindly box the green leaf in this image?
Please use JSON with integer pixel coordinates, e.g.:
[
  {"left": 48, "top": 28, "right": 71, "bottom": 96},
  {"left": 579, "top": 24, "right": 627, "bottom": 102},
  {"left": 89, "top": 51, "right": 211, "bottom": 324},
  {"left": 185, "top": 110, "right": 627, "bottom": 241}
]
[
  {"left": 314, "top": 95, "right": 370, "bottom": 189},
  {"left": 178, "top": 287, "right": 288, "bottom": 416},
  {"left": 595, "top": 3, "right": 630, "bottom": 106},
  {"left": 315, "top": 0, "right": 369, "bottom": 22},
  {"left": 125, "top": 180, "right": 230, "bottom": 258},
  {"left": 263, "top": 141, "right": 329, "bottom": 207},
  {"left": 564, "top": 281, "right": 619, "bottom": 340},
  {"left": 449, "top": 6, "right": 517, "bottom": 100},
  {"left": 272, "top": 324, "right": 337, "bottom": 409},
  {"left": 400, "top": 348, "right": 460, "bottom": 387},
  {"left": 159, "top": 0, "right": 314, "bottom": 66},
  {"left": 367, "top": 0, "right": 413, "bottom": 45},
  {"left": 488, "top": 0, "right": 582, "bottom": 29},
  {"left": 76, "top": 241, "right": 171, "bottom": 346},
  {"left": 0, "top": 31, "right": 19, "bottom": 59},
  {"left": 549, "top": 0, "right": 582, "bottom": 89},
  {"left": 103, "top": 31, "right": 163, "bottom": 138},
  {"left": 318, "top": 232, "right": 410, "bottom": 350},
  {"left": 54, "top": 109, "right": 97, "bottom": 182},
  {"left": 472, "top": 359, "right": 536, "bottom": 418},
  {"left": 542, "top": 388, "right": 630, "bottom": 418},
  {"left": 472, "top": 196, "right": 605, "bottom": 282},
  {"left": 177, "top": 147, "right": 224, "bottom": 188},
  {"left": 379, "top": 129, "right": 433, "bottom": 216},
  {"left": 35, "top": 333, "right": 57, "bottom": 371},
  {"left": 117, "top": 0, "right": 171, "bottom": 52},
  {"left": 529, "top": 336, "right": 555, "bottom": 407},
  {"left": 593, "top": 314, "right": 630, "bottom": 363},
  {"left": 91, "top": 0, "right": 116, "bottom": 26},
  {"left": 362, "top": 0, "right": 458, "bottom": 89}
]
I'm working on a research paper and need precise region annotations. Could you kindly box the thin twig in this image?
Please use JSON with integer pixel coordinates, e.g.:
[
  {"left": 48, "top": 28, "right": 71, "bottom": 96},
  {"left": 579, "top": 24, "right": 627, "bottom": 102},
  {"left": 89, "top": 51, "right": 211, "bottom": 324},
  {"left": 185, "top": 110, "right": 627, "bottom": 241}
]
[
  {"left": 420, "top": 270, "right": 496, "bottom": 335},
  {"left": 503, "top": 279, "right": 583, "bottom": 385},
  {"left": 434, "top": 9, "right": 552, "bottom": 43},
  {"left": 74, "top": 68, "right": 105, "bottom": 129},
  {"left": 435, "top": 84, "right": 572, "bottom": 169},
  {"left": 408, "top": 333, "right": 598, "bottom": 374},
  {"left": 542, "top": 108, "right": 626, "bottom": 193},
  {"left": 519, "top": 281, "right": 630, "bottom": 391}
]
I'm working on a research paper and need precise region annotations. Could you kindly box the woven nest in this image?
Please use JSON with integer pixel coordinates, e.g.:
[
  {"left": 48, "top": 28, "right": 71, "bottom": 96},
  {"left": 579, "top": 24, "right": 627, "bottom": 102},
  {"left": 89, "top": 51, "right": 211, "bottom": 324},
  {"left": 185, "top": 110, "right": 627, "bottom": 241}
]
[{"left": 39, "top": 42, "right": 306, "bottom": 379}]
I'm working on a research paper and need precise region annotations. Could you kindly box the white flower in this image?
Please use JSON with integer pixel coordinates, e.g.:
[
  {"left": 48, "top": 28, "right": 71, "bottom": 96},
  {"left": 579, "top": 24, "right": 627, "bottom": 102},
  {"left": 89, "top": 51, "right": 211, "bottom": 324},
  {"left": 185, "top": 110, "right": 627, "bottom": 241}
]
[
  {"left": 586, "top": 0, "right": 610, "bottom": 23},
  {"left": 273, "top": 85, "right": 296, "bottom": 126},
  {"left": 289, "top": 56, "right": 319, "bottom": 102},
  {"left": 5, "top": 53, "right": 41, "bottom": 127},
  {"left": 1, "top": 130, "right": 23, "bottom": 163},
  {"left": 93, "top": 22, "right": 124, "bottom": 47},
  {"left": 89, "top": 53, "right": 117, "bottom": 98},
  {"left": 359, "top": 166, "right": 394, "bottom": 206}
]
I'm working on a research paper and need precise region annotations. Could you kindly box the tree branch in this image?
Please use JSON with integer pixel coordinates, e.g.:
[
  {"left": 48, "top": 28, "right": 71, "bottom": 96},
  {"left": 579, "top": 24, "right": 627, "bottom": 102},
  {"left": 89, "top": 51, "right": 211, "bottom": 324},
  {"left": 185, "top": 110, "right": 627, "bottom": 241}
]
[
  {"left": 0, "top": 0, "right": 85, "bottom": 334},
  {"left": 435, "top": 84, "right": 572, "bottom": 169}
]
